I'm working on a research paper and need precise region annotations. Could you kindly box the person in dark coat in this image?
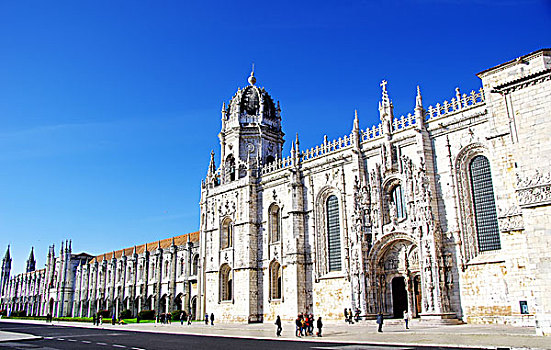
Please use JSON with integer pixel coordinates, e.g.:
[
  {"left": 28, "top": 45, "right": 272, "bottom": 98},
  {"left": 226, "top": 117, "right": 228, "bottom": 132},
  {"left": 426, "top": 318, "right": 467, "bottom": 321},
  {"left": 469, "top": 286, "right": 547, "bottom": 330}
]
[
  {"left": 210, "top": 312, "right": 214, "bottom": 326},
  {"left": 92, "top": 314, "right": 96, "bottom": 326},
  {"left": 316, "top": 316, "right": 323, "bottom": 337},
  {"left": 275, "top": 315, "right": 282, "bottom": 336},
  {"left": 204, "top": 313, "right": 209, "bottom": 325},
  {"left": 295, "top": 316, "right": 302, "bottom": 337},
  {"left": 376, "top": 312, "right": 384, "bottom": 332},
  {"left": 343, "top": 308, "right": 348, "bottom": 323}
]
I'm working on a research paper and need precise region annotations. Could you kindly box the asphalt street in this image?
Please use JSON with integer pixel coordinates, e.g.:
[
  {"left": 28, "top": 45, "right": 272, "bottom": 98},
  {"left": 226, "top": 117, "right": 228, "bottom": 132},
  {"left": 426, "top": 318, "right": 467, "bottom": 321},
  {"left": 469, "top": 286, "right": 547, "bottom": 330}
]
[{"left": 0, "top": 321, "right": 471, "bottom": 350}]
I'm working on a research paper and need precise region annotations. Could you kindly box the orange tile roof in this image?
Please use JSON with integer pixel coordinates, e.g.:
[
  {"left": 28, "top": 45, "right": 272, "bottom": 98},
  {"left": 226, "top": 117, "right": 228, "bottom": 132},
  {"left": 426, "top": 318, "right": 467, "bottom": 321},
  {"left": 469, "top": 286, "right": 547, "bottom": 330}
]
[{"left": 89, "top": 231, "right": 199, "bottom": 264}]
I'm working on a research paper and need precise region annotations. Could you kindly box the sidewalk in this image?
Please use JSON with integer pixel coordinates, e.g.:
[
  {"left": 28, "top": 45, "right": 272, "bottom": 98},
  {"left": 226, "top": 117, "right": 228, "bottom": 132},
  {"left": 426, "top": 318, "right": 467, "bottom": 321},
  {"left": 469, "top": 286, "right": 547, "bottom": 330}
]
[{"left": 1, "top": 318, "right": 548, "bottom": 349}]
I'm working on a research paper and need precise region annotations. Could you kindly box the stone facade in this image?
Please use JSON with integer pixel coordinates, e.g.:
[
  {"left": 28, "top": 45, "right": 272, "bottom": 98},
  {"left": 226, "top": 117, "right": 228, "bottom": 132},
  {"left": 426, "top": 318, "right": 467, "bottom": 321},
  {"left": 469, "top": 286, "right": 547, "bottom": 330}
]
[
  {"left": 198, "top": 49, "right": 551, "bottom": 335},
  {"left": 0, "top": 232, "right": 200, "bottom": 319}
]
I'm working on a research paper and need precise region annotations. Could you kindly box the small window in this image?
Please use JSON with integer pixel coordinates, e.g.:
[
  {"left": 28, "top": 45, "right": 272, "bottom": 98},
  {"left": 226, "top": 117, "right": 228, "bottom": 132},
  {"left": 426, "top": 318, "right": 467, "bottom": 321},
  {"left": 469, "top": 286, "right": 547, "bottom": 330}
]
[
  {"left": 269, "top": 205, "right": 281, "bottom": 243},
  {"left": 220, "top": 264, "right": 232, "bottom": 301},
  {"left": 221, "top": 218, "right": 233, "bottom": 249},
  {"left": 326, "top": 195, "right": 342, "bottom": 272},
  {"left": 470, "top": 155, "right": 501, "bottom": 252}
]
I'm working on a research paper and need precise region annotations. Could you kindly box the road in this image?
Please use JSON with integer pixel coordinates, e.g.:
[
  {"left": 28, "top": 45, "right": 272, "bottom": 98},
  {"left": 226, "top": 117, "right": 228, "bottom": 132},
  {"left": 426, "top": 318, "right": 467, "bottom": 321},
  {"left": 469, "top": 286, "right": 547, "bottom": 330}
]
[{"left": 0, "top": 321, "right": 470, "bottom": 350}]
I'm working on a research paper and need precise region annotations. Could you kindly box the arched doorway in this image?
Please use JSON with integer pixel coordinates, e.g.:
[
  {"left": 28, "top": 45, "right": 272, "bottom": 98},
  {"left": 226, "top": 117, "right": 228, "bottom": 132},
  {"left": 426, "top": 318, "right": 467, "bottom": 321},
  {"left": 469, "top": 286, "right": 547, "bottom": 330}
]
[
  {"left": 174, "top": 293, "right": 183, "bottom": 311},
  {"left": 391, "top": 276, "right": 408, "bottom": 318},
  {"left": 413, "top": 275, "right": 422, "bottom": 317},
  {"left": 159, "top": 294, "right": 167, "bottom": 314},
  {"left": 190, "top": 296, "right": 197, "bottom": 319}
]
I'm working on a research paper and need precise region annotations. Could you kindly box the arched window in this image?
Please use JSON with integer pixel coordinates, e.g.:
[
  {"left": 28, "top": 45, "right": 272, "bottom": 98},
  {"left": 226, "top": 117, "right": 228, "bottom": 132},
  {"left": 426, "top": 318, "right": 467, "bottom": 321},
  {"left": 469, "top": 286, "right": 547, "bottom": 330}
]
[
  {"left": 469, "top": 155, "right": 501, "bottom": 252},
  {"left": 269, "top": 204, "right": 281, "bottom": 243},
  {"left": 138, "top": 265, "right": 143, "bottom": 280},
  {"left": 326, "top": 195, "right": 342, "bottom": 272},
  {"left": 221, "top": 218, "right": 233, "bottom": 250},
  {"left": 391, "top": 184, "right": 406, "bottom": 219},
  {"left": 192, "top": 255, "right": 199, "bottom": 275},
  {"left": 270, "top": 261, "right": 282, "bottom": 300},
  {"left": 220, "top": 264, "right": 232, "bottom": 301}
]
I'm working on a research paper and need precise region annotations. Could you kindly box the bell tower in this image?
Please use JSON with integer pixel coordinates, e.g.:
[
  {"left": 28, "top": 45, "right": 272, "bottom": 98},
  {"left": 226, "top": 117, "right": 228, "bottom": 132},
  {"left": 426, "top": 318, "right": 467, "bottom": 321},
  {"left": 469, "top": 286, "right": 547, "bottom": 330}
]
[{"left": 217, "top": 69, "right": 285, "bottom": 183}]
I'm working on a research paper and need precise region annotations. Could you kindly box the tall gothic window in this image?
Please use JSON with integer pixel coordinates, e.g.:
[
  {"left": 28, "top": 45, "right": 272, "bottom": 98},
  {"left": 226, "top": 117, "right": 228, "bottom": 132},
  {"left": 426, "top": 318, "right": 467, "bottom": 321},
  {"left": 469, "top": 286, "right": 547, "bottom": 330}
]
[
  {"left": 469, "top": 155, "right": 501, "bottom": 251},
  {"left": 192, "top": 255, "right": 199, "bottom": 275},
  {"left": 270, "top": 260, "right": 282, "bottom": 300},
  {"left": 269, "top": 204, "right": 281, "bottom": 243},
  {"left": 180, "top": 259, "right": 185, "bottom": 276},
  {"left": 391, "top": 184, "right": 406, "bottom": 219},
  {"left": 164, "top": 261, "right": 169, "bottom": 277},
  {"left": 221, "top": 218, "right": 233, "bottom": 249},
  {"left": 220, "top": 264, "right": 232, "bottom": 301},
  {"left": 226, "top": 155, "right": 236, "bottom": 181},
  {"left": 326, "top": 195, "right": 342, "bottom": 272}
]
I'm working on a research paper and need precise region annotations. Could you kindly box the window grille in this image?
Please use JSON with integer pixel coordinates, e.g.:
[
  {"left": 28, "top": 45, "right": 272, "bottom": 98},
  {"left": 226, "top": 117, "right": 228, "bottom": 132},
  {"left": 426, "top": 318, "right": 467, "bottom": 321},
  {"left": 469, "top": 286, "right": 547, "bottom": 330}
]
[
  {"left": 391, "top": 185, "right": 406, "bottom": 219},
  {"left": 192, "top": 255, "right": 199, "bottom": 275},
  {"left": 470, "top": 156, "right": 501, "bottom": 251},
  {"left": 221, "top": 218, "right": 233, "bottom": 249},
  {"left": 270, "top": 261, "right": 282, "bottom": 300},
  {"left": 326, "top": 195, "right": 342, "bottom": 271},
  {"left": 269, "top": 205, "right": 281, "bottom": 243},
  {"left": 220, "top": 264, "right": 232, "bottom": 301}
]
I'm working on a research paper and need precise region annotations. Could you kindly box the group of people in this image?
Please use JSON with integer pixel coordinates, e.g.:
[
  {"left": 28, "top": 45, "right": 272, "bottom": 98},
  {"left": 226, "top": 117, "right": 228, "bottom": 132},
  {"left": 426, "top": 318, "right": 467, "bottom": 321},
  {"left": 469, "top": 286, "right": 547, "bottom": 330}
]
[
  {"left": 179, "top": 311, "right": 193, "bottom": 325},
  {"left": 155, "top": 313, "right": 173, "bottom": 324},
  {"left": 204, "top": 312, "right": 214, "bottom": 326},
  {"left": 343, "top": 308, "right": 361, "bottom": 324},
  {"left": 291, "top": 313, "right": 323, "bottom": 337},
  {"left": 91, "top": 314, "right": 103, "bottom": 326}
]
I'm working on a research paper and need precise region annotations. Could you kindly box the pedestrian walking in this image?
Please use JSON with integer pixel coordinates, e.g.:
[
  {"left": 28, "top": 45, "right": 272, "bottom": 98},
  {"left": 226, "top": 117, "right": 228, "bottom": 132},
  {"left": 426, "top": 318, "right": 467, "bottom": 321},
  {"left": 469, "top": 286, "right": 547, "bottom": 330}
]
[
  {"left": 112, "top": 314, "right": 115, "bottom": 325},
  {"left": 99, "top": 315, "right": 103, "bottom": 325},
  {"left": 204, "top": 313, "right": 209, "bottom": 325},
  {"left": 92, "top": 314, "right": 96, "bottom": 326},
  {"left": 403, "top": 310, "right": 409, "bottom": 329},
  {"left": 316, "top": 316, "right": 323, "bottom": 337},
  {"left": 347, "top": 308, "right": 354, "bottom": 324},
  {"left": 376, "top": 312, "right": 384, "bottom": 332},
  {"left": 275, "top": 315, "right": 282, "bottom": 336},
  {"left": 180, "top": 312, "right": 184, "bottom": 325},
  {"left": 187, "top": 313, "right": 192, "bottom": 325},
  {"left": 210, "top": 312, "right": 214, "bottom": 326},
  {"left": 343, "top": 308, "right": 348, "bottom": 323}
]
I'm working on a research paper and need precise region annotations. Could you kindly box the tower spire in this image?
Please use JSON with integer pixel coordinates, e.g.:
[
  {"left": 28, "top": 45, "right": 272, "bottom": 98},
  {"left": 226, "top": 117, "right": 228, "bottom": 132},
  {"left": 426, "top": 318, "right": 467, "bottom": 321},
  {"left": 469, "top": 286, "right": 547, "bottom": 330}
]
[
  {"left": 3, "top": 245, "right": 10, "bottom": 261},
  {"left": 416, "top": 85, "right": 423, "bottom": 110},
  {"left": 208, "top": 150, "right": 216, "bottom": 175},
  {"left": 26, "top": 247, "right": 36, "bottom": 273},
  {"left": 353, "top": 109, "right": 359, "bottom": 132}
]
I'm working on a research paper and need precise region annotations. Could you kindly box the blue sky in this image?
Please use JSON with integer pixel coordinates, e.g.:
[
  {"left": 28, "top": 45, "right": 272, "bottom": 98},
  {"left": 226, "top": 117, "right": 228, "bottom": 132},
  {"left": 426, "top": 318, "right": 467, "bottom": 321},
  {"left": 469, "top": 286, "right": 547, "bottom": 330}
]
[{"left": 1, "top": 0, "right": 549, "bottom": 274}]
